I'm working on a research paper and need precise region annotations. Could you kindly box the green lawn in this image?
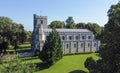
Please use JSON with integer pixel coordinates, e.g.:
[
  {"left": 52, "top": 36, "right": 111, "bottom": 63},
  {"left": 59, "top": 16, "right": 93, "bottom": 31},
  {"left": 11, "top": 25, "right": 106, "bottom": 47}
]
[
  {"left": 7, "top": 43, "right": 31, "bottom": 54},
  {"left": 21, "top": 53, "right": 99, "bottom": 73},
  {"left": 4, "top": 44, "right": 99, "bottom": 73}
]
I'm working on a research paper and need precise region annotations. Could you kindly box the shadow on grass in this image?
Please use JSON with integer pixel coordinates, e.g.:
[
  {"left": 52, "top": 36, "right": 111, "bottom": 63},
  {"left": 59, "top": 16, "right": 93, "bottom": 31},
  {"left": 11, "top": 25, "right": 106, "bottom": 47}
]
[
  {"left": 20, "top": 56, "right": 38, "bottom": 61},
  {"left": 64, "top": 52, "right": 93, "bottom": 56},
  {"left": 35, "top": 62, "right": 50, "bottom": 71},
  {"left": 69, "top": 70, "right": 87, "bottom": 73},
  {"left": 17, "top": 46, "right": 30, "bottom": 50}
]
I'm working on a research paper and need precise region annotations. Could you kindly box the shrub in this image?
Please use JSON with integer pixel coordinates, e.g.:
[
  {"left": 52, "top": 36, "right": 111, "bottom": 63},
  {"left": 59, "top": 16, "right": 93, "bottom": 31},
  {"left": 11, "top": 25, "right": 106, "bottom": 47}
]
[{"left": 0, "top": 55, "right": 36, "bottom": 73}]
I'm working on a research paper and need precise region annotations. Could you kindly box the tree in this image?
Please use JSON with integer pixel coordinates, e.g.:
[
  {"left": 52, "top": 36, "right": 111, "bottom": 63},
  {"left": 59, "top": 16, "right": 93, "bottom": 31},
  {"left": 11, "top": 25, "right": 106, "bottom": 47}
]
[
  {"left": 39, "top": 28, "right": 63, "bottom": 66},
  {"left": 18, "top": 24, "right": 26, "bottom": 43},
  {"left": 76, "top": 22, "right": 86, "bottom": 29},
  {"left": 85, "top": 23, "right": 101, "bottom": 37},
  {"left": 84, "top": 57, "right": 96, "bottom": 73},
  {"left": 85, "top": 1, "right": 120, "bottom": 73},
  {"left": 49, "top": 20, "right": 65, "bottom": 28},
  {"left": 25, "top": 31, "right": 32, "bottom": 42},
  {"left": 0, "top": 17, "right": 13, "bottom": 54},
  {"left": 0, "top": 16, "right": 27, "bottom": 53},
  {"left": 76, "top": 22, "right": 102, "bottom": 39},
  {"left": 10, "top": 23, "right": 26, "bottom": 52},
  {"left": 65, "top": 17, "right": 76, "bottom": 28}
]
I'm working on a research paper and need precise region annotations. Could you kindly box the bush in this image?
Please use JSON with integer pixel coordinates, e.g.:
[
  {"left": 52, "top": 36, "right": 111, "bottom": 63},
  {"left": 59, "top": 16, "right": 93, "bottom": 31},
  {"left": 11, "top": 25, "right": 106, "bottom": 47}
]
[
  {"left": 34, "top": 49, "right": 40, "bottom": 56},
  {"left": 0, "top": 57, "right": 3, "bottom": 64},
  {"left": 0, "top": 56, "right": 36, "bottom": 73},
  {"left": 84, "top": 57, "right": 96, "bottom": 73}
]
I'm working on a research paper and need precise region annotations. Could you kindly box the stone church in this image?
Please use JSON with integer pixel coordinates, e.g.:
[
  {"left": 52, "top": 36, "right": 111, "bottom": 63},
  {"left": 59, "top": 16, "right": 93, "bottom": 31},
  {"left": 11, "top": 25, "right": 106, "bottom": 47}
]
[{"left": 31, "top": 14, "right": 100, "bottom": 54}]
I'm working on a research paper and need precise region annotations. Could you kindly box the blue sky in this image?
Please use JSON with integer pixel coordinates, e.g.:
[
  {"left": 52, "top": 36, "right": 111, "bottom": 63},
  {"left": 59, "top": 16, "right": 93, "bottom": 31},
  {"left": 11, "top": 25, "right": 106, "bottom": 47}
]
[{"left": 0, "top": 0, "right": 119, "bottom": 31}]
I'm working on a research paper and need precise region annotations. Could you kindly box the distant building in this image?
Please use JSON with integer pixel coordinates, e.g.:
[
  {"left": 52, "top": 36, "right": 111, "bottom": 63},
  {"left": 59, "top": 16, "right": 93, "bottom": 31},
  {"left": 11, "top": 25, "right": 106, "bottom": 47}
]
[{"left": 31, "top": 14, "right": 100, "bottom": 54}]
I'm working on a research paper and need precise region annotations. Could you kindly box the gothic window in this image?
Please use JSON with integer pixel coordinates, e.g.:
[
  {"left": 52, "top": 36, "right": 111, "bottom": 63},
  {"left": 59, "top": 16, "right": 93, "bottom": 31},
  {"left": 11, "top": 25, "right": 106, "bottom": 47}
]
[
  {"left": 88, "top": 36, "right": 91, "bottom": 39},
  {"left": 76, "top": 36, "right": 78, "bottom": 40},
  {"left": 69, "top": 36, "right": 72, "bottom": 40},
  {"left": 62, "top": 36, "right": 65, "bottom": 40},
  {"left": 94, "top": 43, "right": 97, "bottom": 47},
  {"left": 74, "top": 43, "right": 77, "bottom": 48},
  {"left": 88, "top": 43, "right": 90, "bottom": 47},
  {"left": 82, "top": 36, "right": 85, "bottom": 40},
  {"left": 41, "top": 20, "right": 43, "bottom": 24},
  {"left": 66, "top": 44, "right": 69, "bottom": 48},
  {"left": 81, "top": 43, "right": 84, "bottom": 47}
]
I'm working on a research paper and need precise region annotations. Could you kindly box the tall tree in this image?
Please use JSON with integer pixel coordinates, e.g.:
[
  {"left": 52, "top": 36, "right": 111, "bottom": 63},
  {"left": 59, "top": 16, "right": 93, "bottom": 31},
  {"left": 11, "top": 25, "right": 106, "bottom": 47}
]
[
  {"left": 25, "top": 31, "right": 32, "bottom": 42},
  {"left": 0, "top": 16, "right": 27, "bottom": 53},
  {"left": 84, "top": 1, "right": 120, "bottom": 73},
  {"left": 76, "top": 22, "right": 102, "bottom": 39},
  {"left": 65, "top": 17, "right": 76, "bottom": 28},
  {"left": 49, "top": 20, "right": 65, "bottom": 28},
  {"left": 76, "top": 22, "right": 86, "bottom": 29},
  {"left": 0, "top": 17, "right": 13, "bottom": 54},
  {"left": 39, "top": 28, "right": 63, "bottom": 66}
]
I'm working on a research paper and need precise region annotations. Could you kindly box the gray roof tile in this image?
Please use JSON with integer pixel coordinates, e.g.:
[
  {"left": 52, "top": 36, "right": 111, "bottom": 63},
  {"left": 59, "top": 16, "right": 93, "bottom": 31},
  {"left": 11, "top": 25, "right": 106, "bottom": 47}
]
[{"left": 43, "top": 29, "right": 92, "bottom": 33}]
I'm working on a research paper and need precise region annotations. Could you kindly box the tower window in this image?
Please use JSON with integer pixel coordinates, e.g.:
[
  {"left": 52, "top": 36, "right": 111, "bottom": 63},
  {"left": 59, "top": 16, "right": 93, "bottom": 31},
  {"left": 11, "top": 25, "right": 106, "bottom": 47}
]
[{"left": 41, "top": 20, "right": 43, "bottom": 24}]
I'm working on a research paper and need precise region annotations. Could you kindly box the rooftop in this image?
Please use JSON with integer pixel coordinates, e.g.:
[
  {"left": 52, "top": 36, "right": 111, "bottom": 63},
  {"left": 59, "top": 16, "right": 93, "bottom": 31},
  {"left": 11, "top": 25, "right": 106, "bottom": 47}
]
[{"left": 43, "top": 29, "right": 92, "bottom": 33}]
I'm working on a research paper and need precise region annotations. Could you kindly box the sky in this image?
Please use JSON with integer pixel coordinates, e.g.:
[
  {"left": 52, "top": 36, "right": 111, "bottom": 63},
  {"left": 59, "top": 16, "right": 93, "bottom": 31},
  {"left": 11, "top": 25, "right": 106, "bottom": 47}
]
[{"left": 0, "top": 0, "right": 119, "bottom": 31}]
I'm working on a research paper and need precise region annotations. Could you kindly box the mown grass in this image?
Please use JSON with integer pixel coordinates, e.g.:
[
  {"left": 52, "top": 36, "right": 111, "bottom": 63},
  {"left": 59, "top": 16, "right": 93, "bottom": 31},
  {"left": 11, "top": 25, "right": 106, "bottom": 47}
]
[
  {"left": 34, "top": 53, "right": 99, "bottom": 73},
  {"left": 3, "top": 44, "right": 99, "bottom": 73},
  {"left": 7, "top": 43, "right": 31, "bottom": 54},
  {"left": 19, "top": 53, "right": 99, "bottom": 73}
]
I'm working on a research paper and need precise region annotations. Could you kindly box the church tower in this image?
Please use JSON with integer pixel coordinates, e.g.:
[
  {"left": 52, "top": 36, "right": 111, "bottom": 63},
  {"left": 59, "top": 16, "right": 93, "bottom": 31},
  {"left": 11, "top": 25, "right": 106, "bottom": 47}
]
[{"left": 31, "top": 14, "right": 47, "bottom": 52}]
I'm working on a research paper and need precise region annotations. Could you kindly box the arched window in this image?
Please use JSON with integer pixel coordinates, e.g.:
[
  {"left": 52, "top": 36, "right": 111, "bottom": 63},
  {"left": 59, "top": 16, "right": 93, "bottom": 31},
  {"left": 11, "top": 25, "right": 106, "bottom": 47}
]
[
  {"left": 66, "top": 44, "right": 69, "bottom": 48},
  {"left": 74, "top": 43, "right": 77, "bottom": 48},
  {"left": 88, "top": 36, "right": 91, "bottom": 39},
  {"left": 41, "top": 20, "right": 43, "bottom": 24},
  {"left": 62, "top": 36, "right": 65, "bottom": 40},
  {"left": 76, "top": 36, "right": 78, "bottom": 40},
  {"left": 88, "top": 43, "right": 90, "bottom": 47},
  {"left": 82, "top": 36, "right": 85, "bottom": 39},
  {"left": 94, "top": 43, "right": 97, "bottom": 47},
  {"left": 81, "top": 43, "right": 84, "bottom": 47},
  {"left": 69, "top": 36, "right": 72, "bottom": 40}
]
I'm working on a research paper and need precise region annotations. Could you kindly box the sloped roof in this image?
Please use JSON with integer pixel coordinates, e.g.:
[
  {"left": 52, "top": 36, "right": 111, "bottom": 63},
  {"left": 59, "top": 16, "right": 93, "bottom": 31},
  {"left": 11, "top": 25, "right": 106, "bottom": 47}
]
[{"left": 43, "top": 29, "right": 92, "bottom": 33}]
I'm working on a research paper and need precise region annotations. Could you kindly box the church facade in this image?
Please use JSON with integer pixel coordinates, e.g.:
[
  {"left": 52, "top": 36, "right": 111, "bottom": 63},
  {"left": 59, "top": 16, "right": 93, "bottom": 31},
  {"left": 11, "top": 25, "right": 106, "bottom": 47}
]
[{"left": 31, "top": 14, "right": 100, "bottom": 54}]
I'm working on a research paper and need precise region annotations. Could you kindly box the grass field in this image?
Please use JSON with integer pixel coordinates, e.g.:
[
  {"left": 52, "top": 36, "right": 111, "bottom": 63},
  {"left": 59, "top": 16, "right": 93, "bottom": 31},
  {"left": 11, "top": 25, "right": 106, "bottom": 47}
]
[
  {"left": 7, "top": 43, "right": 31, "bottom": 54},
  {"left": 36, "top": 53, "right": 99, "bottom": 73},
  {"left": 4, "top": 44, "right": 99, "bottom": 73},
  {"left": 21, "top": 53, "right": 99, "bottom": 73}
]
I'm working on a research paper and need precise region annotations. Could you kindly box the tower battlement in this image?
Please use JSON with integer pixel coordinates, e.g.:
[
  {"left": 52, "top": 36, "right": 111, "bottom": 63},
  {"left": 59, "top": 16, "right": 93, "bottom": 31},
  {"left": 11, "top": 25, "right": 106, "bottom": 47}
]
[{"left": 33, "top": 14, "right": 47, "bottom": 29}]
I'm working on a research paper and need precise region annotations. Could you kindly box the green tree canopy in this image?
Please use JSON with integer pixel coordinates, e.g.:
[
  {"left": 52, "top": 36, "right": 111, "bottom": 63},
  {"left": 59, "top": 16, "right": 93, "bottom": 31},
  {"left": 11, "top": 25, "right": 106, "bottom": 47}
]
[
  {"left": 39, "top": 28, "right": 63, "bottom": 66},
  {"left": 77, "top": 22, "right": 102, "bottom": 39},
  {"left": 49, "top": 20, "right": 65, "bottom": 28},
  {"left": 85, "top": 1, "right": 120, "bottom": 73},
  {"left": 0, "top": 16, "right": 27, "bottom": 53},
  {"left": 65, "top": 17, "right": 76, "bottom": 28}
]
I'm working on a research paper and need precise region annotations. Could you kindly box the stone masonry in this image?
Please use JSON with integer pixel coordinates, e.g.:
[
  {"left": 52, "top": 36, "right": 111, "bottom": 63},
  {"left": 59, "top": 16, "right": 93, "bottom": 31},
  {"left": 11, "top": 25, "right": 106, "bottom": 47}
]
[{"left": 31, "top": 14, "right": 100, "bottom": 54}]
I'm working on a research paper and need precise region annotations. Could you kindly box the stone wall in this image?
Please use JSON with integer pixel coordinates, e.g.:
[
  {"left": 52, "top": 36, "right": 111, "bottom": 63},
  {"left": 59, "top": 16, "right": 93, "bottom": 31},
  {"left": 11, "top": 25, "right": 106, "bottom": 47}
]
[{"left": 31, "top": 14, "right": 100, "bottom": 54}]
